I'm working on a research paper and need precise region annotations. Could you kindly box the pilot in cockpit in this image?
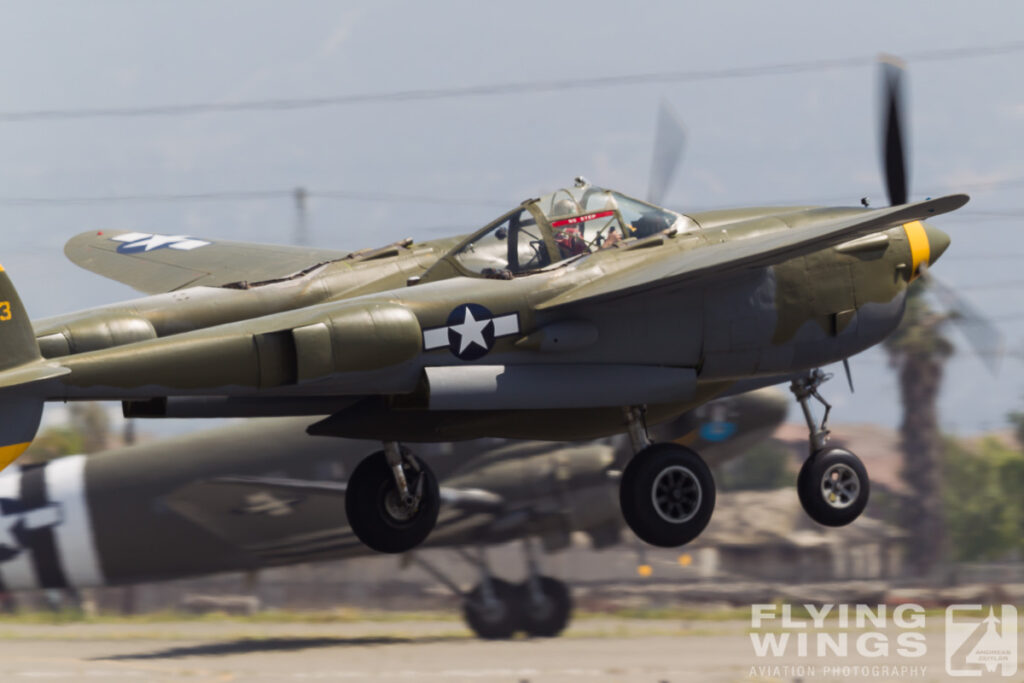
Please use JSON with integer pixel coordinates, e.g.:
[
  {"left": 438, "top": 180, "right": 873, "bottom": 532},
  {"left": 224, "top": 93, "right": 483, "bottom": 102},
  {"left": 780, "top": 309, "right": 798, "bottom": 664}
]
[
  {"left": 551, "top": 198, "right": 590, "bottom": 259},
  {"left": 631, "top": 210, "right": 675, "bottom": 238}
]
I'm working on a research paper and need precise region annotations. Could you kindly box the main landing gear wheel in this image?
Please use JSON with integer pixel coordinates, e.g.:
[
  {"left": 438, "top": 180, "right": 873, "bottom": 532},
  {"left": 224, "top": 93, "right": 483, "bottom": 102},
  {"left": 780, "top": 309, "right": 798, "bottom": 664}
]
[
  {"left": 344, "top": 448, "right": 439, "bottom": 554},
  {"left": 619, "top": 443, "right": 716, "bottom": 547},
  {"left": 797, "top": 448, "right": 869, "bottom": 527},
  {"left": 462, "top": 578, "right": 520, "bottom": 640},
  {"left": 518, "top": 576, "right": 572, "bottom": 638}
]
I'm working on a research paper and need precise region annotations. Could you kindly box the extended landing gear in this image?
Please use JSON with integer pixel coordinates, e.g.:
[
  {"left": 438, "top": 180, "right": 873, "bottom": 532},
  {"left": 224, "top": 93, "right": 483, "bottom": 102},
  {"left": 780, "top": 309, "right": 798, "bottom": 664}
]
[
  {"left": 463, "top": 576, "right": 521, "bottom": 640},
  {"left": 797, "top": 447, "right": 870, "bottom": 526},
  {"left": 790, "top": 370, "right": 870, "bottom": 527},
  {"left": 345, "top": 442, "right": 440, "bottom": 554},
  {"left": 412, "top": 542, "right": 573, "bottom": 640},
  {"left": 618, "top": 407, "right": 716, "bottom": 547},
  {"left": 518, "top": 538, "right": 572, "bottom": 638},
  {"left": 519, "top": 575, "right": 572, "bottom": 637}
]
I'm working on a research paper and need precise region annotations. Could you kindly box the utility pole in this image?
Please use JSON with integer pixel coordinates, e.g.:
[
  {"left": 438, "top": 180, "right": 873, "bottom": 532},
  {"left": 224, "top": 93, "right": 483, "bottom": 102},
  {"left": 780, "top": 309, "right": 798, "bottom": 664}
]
[{"left": 293, "top": 187, "right": 308, "bottom": 246}]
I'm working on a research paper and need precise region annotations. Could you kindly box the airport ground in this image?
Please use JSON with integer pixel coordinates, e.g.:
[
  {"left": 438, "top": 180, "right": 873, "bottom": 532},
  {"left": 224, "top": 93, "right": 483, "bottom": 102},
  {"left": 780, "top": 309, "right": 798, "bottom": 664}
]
[{"left": 0, "top": 610, "right": 1017, "bottom": 682}]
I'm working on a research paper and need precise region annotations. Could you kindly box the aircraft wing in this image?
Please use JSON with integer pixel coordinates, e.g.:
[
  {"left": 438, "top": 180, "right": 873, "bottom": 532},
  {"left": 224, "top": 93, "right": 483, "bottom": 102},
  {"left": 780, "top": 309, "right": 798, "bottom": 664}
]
[
  {"left": 208, "top": 475, "right": 505, "bottom": 512},
  {"left": 162, "top": 475, "right": 507, "bottom": 560},
  {"left": 64, "top": 229, "right": 350, "bottom": 294},
  {"left": 538, "top": 194, "right": 968, "bottom": 310}
]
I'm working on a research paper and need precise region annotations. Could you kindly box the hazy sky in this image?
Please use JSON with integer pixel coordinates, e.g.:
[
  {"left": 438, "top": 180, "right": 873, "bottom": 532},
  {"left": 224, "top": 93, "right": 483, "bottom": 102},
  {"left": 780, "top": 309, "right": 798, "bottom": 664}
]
[{"left": 1, "top": 1, "right": 1022, "bottom": 434}]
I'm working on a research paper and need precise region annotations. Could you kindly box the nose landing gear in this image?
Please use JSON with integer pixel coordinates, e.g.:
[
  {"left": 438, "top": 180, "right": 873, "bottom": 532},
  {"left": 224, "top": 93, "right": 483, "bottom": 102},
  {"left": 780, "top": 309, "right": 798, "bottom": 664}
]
[{"left": 790, "top": 369, "right": 870, "bottom": 526}]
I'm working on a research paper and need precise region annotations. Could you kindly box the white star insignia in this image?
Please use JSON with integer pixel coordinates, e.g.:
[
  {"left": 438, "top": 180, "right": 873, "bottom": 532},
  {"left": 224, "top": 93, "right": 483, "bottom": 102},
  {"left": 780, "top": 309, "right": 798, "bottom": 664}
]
[
  {"left": 112, "top": 232, "right": 211, "bottom": 252},
  {"left": 421, "top": 306, "right": 520, "bottom": 357},
  {"left": 450, "top": 306, "right": 491, "bottom": 354}
]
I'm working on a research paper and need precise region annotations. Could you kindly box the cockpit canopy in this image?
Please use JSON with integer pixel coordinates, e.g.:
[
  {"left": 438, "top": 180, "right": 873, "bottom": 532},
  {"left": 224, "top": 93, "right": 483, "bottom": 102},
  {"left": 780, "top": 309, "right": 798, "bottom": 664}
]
[{"left": 429, "top": 182, "right": 695, "bottom": 281}]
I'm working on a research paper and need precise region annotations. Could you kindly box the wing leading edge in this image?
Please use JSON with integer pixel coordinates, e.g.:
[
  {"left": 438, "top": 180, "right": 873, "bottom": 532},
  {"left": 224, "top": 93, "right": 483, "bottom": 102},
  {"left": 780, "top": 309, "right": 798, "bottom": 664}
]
[{"left": 538, "top": 194, "right": 968, "bottom": 310}]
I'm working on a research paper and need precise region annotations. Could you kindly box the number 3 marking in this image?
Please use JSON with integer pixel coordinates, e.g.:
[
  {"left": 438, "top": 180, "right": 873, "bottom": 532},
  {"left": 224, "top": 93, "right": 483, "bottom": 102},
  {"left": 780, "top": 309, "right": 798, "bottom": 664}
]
[{"left": 0, "top": 301, "right": 11, "bottom": 321}]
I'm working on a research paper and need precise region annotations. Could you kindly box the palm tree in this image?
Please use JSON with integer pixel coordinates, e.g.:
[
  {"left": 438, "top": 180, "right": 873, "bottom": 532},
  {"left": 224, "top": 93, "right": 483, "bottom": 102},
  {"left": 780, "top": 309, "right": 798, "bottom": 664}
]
[{"left": 883, "top": 280, "right": 953, "bottom": 577}]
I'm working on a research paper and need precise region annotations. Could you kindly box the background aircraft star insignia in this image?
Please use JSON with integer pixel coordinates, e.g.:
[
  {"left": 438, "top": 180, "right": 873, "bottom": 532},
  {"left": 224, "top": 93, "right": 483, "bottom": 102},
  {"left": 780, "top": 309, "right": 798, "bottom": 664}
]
[{"left": 0, "top": 499, "right": 63, "bottom": 562}]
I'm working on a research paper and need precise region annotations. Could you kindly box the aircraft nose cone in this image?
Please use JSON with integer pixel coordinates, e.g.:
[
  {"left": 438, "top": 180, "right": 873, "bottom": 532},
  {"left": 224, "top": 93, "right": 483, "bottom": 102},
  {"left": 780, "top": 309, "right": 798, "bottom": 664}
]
[{"left": 925, "top": 223, "right": 950, "bottom": 265}]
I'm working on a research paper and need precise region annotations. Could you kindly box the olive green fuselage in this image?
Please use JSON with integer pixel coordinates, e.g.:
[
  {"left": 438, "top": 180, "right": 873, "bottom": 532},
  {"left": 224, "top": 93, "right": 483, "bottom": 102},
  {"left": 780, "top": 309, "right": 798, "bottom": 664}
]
[{"left": 27, "top": 203, "right": 929, "bottom": 442}]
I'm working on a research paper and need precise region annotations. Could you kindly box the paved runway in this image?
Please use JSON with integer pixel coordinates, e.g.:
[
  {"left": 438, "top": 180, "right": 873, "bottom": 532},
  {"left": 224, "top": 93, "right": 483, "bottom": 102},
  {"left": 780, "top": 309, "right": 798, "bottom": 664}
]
[{"left": 0, "top": 617, "right": 1010, "bottom": 682}]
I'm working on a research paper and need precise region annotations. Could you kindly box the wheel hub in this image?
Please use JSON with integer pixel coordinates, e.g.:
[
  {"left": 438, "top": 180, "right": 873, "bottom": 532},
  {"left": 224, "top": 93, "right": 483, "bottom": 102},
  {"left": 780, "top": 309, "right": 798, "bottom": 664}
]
[
  {"left": 820, "top": 463, "right": 860, "bottom": 509},
  {"left": 651, "top": 465, "right": 701, "bottom": 523},
  {"left": 383, "top": 485, "right": 420, "bottom": 522}
]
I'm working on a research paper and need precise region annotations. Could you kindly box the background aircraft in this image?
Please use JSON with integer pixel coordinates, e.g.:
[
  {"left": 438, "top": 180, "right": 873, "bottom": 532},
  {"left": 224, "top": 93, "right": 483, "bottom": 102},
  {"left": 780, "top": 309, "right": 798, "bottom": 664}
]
[{"left": 0, "top": 389, "right": 785, "bottom": 639}]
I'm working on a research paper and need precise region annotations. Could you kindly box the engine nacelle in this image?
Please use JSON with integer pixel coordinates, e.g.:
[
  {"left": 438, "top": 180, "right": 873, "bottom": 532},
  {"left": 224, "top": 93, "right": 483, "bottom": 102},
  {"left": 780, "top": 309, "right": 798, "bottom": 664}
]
[{"left": 37, "top": 313, "right": 157, "bottom": 357}]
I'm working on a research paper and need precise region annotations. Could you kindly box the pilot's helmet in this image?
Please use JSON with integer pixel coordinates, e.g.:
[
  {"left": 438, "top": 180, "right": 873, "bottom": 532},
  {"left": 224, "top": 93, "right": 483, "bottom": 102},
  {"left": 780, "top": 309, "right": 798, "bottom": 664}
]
[
  {"left": 633, "top": 211, "right": 673, "bottom": 238},
  {"left": 550, "top": 198, "right": 578, "bottom": 218}
]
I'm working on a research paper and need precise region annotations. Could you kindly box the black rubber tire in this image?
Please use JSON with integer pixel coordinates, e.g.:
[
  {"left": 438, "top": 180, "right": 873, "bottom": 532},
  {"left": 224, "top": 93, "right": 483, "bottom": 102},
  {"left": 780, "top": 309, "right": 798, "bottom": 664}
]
[
  {"left": 344, "top": 450, "right": 440, "bottom": 554},
  {"left": 463, "top": 578, "right": 520, "bottom": 640},
  {"left": 518, "top": 576, "right": 572, "bottom": 638},
  {"left": 619, "top": 443, "right": 716, "bottom": 548},
  {"left": 796, "top": 450, "right": 813, "bottom": 510},
  {"left": 797, "top": 447, "right": 870, "bottom": 527}
]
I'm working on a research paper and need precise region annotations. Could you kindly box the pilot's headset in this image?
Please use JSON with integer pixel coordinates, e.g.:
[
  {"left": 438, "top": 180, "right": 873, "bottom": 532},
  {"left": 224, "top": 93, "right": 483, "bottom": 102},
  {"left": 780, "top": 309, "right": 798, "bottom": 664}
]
[{"left": 550, "top": 198, "right": 578, "bottom": 219}]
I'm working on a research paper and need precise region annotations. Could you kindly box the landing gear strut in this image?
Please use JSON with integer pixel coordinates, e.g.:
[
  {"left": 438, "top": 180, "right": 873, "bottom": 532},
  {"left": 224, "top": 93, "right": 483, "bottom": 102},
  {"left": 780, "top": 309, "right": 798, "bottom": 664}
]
[
  {"left": 461, "top": 548, "right": 520, "bottom": 640},
  {"left": 518, "top": 539, "right": 572, "bottom": 638},
  {"left": 345, "top": 442, "right": 440, "bottom": 553},
  {"left": 790, "top": 369, "right": 870, "bottom": 526},
  {"left": 618, "top": 406, "right": 716, "bottom": 547}
]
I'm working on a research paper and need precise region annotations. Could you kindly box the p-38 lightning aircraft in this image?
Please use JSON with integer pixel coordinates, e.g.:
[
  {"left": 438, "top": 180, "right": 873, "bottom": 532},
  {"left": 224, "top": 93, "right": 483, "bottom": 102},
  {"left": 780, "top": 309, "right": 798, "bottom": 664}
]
[{"left": 0, "top": 58, "right": 968, "bottom": 553}]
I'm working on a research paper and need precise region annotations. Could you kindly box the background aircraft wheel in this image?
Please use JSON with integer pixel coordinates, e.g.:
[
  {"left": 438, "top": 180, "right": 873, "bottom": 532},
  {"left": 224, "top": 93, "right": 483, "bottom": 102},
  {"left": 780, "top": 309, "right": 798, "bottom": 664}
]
[
  {"left": 518, "top": 576, "right": 572, "bottom": 638},
  {"left": 462, "top": 578, "right": 520, "bottom": 640},
  {"left": 344, "top": 450, "right": 439, "bottom": 554},
  {"left": 619, "top": 443, "right": 715, "bottom": 547},
  {"left": 797, "top": 447, "right": 870, "bottom": 527}
]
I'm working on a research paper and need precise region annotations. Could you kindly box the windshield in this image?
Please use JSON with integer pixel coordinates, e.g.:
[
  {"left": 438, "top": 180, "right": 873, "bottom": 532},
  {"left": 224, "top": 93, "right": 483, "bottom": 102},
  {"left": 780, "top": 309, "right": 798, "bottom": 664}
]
[
  {"left": 451, "top": 207, "right": 550, "bottom": 277},
  {"left": 449, "top": 182, "right": 696, "bottom": 278}
]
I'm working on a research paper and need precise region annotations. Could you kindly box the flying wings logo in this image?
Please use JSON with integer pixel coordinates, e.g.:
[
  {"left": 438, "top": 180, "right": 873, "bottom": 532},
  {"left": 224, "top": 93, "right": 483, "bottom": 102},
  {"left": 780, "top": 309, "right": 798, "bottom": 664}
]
[
  {"left": 111, "top": 232, "right": 212, "bottom": 254},
  {"left": 422, "top": 303, "right": 519, "bottom": 361},
  {"left": 946, "top": 605, "right": 1018, "bottom": 677}
]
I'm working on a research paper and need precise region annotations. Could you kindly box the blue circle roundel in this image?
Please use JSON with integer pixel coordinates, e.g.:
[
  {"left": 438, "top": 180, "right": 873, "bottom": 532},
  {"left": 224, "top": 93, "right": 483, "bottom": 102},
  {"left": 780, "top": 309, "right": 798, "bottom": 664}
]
[{"left": 699, "top": 421, "right": 738, "bottom": 443}]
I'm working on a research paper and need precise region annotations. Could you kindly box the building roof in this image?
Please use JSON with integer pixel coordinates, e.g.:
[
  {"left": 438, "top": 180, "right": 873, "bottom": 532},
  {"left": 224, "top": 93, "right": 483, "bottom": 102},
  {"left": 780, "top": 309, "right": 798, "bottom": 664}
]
[{"left": 693, "top": 488, "right": 906, "bottom": 549}]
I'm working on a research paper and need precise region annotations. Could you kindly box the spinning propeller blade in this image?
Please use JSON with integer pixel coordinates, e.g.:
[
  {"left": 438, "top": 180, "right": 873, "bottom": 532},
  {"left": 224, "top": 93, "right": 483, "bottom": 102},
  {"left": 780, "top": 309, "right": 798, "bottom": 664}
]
[
  {"left": 647, "top": 99, "right": 686, "bottom": 207},
  {"left": 878, "top": 55, "right": 909, "bottom": 206},
  {"left": 919, "top": 267, "right": 1005, "bottom": 375},
  {"left": 877, "top": 56, "right": 1001, "bottom": 374}
]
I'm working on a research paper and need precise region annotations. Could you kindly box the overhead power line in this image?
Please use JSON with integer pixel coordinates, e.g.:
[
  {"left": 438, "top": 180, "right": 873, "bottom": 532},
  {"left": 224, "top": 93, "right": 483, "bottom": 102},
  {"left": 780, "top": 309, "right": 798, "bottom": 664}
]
[
  {"left": 1, "top": 41, "right": 1023, "bottom": 123},
  {"left": 0, "top": 189, "right": 510, "bottom": 208},
  {"left": 708, "top": 177, "right": 1024, "bottom": 212}
]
